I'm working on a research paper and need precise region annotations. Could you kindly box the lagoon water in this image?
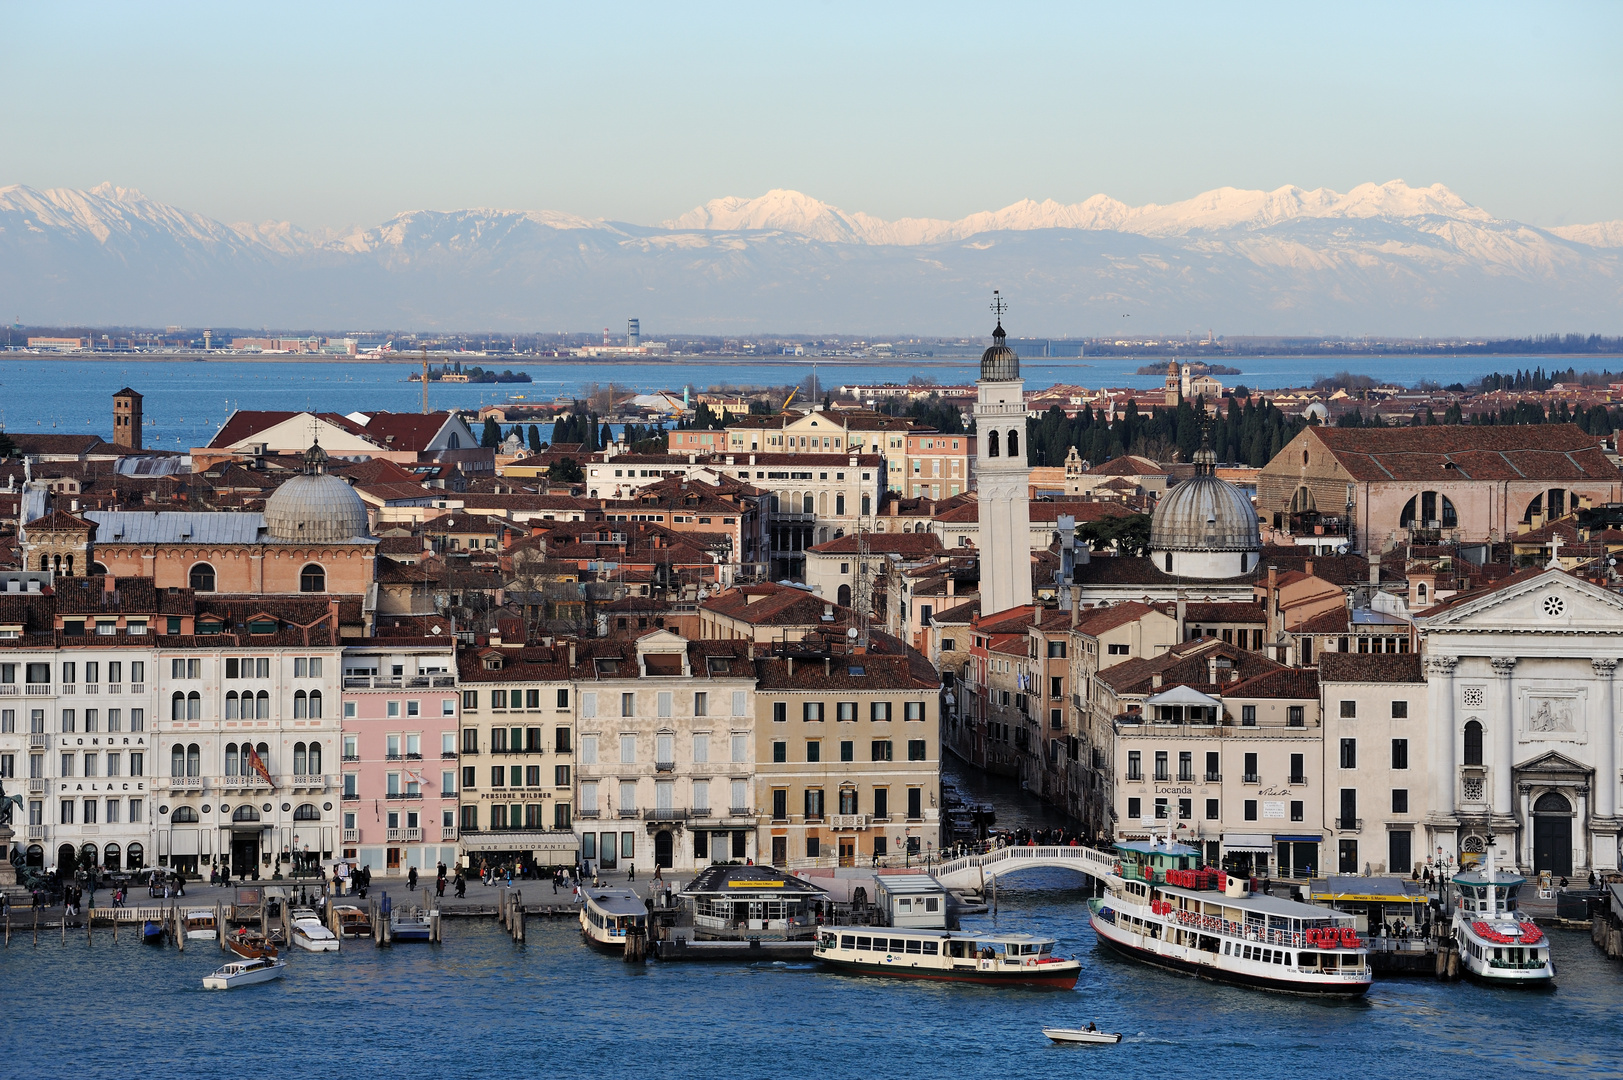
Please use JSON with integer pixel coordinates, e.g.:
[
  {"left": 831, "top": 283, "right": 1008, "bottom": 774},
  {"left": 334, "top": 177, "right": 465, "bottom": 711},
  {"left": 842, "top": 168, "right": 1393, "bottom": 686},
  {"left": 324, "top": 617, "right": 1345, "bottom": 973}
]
[
  {"left": 3, "top": 878, "right": 1619, "bottom": 1080},
  {"left": 0, "top": 353, "right": 1545, "bottom": 451}
]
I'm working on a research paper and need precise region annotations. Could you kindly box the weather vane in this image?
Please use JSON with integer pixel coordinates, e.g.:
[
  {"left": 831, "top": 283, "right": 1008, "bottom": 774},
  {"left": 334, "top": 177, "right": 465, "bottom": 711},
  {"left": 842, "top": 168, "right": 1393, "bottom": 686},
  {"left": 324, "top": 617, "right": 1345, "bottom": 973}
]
[{"left": 990, "top": 289, "right": 1007, "bottom": 324}]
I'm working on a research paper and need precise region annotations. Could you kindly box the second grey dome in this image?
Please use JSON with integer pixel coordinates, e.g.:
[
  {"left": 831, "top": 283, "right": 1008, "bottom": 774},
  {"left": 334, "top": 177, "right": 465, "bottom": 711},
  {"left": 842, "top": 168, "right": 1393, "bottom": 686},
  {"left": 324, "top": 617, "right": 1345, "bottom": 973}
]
[
  {"left": 1148, "top": 472, "right": 1260, "bottom": 553},
  {"left": 264, "top": 473, "right": 371, "bottom": 542}
]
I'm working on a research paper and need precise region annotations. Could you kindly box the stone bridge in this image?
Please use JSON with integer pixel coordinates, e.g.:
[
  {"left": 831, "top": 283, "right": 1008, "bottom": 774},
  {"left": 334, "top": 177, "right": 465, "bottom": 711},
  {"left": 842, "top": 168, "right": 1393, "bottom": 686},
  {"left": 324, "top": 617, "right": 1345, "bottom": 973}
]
[{"left": 933, "top": 844, "right": 1117, "bottom": 892}]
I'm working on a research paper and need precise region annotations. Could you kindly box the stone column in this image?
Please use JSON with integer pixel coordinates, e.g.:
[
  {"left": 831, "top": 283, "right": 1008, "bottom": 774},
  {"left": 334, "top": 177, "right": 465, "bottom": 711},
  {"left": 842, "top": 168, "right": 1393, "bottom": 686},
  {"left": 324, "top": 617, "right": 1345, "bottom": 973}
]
[
  {"left": 1491, "top": 657, "right": 1518, "bottom": 816},
  {"left": 1519, "top": 784, "right": 1534, "bottom": 870},
  {"left": 1427, "top": 655, "right": 1458, "bottom": 824},
  {"left": 1576, "top": 785, "right": 1591, "bottom": 872},
  {"left": 1594, "top": 659, "right": 1618, "bottom": 821}
]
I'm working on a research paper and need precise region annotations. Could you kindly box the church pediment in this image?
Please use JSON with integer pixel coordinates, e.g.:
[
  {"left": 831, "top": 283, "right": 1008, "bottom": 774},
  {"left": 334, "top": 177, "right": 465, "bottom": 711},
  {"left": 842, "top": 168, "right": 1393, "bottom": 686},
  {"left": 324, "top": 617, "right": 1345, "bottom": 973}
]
[
  {"left": 1418, "top": 568, "right": 1623, "bottom": 635},
  {"left": 1514, "top": 749, "right": 1592, "bottom": 777}
]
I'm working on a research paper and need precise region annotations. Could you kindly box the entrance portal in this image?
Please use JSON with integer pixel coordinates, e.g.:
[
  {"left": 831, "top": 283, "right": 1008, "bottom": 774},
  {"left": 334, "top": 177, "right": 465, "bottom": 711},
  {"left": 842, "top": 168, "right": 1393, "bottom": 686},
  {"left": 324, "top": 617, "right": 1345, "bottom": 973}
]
[
  {"left": 654, "top": 830, "right": 673, "bottom": 869},
  {"left": 231, "top": 831, "right": 261, "bottom": 878},
  {"left": 1532, "top": 791, "right": 1574, "bottom": 877},
  {"left": 838, "top": 837, "right": 856, "bottom": 868}
]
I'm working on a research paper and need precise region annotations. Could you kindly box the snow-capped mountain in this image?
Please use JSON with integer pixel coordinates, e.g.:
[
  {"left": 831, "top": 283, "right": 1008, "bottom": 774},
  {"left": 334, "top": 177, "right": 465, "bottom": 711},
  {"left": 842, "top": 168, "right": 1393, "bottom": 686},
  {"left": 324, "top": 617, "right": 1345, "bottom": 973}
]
[{"left": 1, "top": 181, "right": 1618, "bottom": 334}]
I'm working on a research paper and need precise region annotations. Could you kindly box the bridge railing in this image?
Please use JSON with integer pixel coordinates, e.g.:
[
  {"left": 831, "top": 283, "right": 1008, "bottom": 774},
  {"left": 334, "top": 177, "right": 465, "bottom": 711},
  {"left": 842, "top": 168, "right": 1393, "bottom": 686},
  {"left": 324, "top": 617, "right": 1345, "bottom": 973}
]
[{"left": 934, "top": 844, "right": 1117, "bottom": 885}]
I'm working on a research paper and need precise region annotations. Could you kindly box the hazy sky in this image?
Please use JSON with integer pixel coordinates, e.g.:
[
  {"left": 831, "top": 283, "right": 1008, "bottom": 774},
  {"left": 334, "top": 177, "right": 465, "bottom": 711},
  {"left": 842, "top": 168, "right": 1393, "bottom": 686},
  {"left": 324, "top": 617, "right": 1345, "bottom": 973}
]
[{"left": 6, "top": 2, "right": 1620, "bottom": 231}]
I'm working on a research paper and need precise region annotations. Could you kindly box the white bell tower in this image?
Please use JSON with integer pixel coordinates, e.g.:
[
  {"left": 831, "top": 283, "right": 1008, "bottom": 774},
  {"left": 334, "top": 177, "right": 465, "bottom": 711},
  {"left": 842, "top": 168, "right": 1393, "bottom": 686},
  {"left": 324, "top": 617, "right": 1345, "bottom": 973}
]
[{"left": 975, "top": 290, "right": 1032, "bottom": 614}]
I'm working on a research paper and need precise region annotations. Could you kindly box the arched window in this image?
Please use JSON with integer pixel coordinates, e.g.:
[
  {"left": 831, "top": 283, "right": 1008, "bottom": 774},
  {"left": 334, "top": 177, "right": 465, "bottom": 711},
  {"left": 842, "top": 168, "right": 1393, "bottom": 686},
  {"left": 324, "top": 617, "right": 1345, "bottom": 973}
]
[
  {"left": 1417, "top": 582, "right": 1428, "bottom": 602},
  {"left": 126, "top": 842, "right": 144, "bottom": 870},
  {"left": 293, "top": 691, "right": 308, "bottom": 719},
  {"left": 225, "top": 691, "right": 239, "bottom": 720},
  {"left": 1290, "top": 485, "right": 1316, "bottom": 513},
  {"left": 307, "top": 742, "right": 321, "bottom": 773},
  {"left": 92, "top": 562, "right": 108, "bottom": 576},
  {"left": 65, "top": 555, "right": 74, "bottom": 576},
  {"left": 256, "top": 690, "right": 269, "bottom": 718},
  {"left": 185, "top": 743, "right": 201, "bottom": 777},
  {"left": 232, "top": 805, "right": 260, "bottom": 823},
  {"left": 293, "top": 742, "right": 307, "bottom": 775},
  {"left": 988, "top": 430, "right": 1000, "bottom": 458},
  {"left": 1007, "top": 429, "right": 1019, "bottom": 458},
  {"left": 1401, "top": 492, "right": 1458, "bottom": 529},
  {"left": 802, "top": 493, "right": 814, "bottom": 515},
  {"left": 293, "top": 803, "right": 321, "bottom": 821},
  {"left": 224, "top": 743, "right": 240, "bottom": 776},
  {"left": 103, "top": 842, "right": 121, "bottom": 869},
  {"left": 861, "top": 494, "right": 871, "bottom": 516},
  {"left": 447, "top": 432, "right": 460, "bottom": 450},
  {"left": 39, "top": 554, "right": 48, "bottom": 572},
  {"left": 1164, "top": 552, "right": 1174, "bottom": 572},
  {"left": 309, "top": 690, "right": 322, "bottom": 718},
  {"left": 187, "top": 691, "right": 201, "bottom": 720},
  {"left": 837, "top": 584, "right": 852, "bottom": 607},
  {"left": 170, "top": 745, "right": 185, "bottom": 777},
  {"left": 256, "top": 742, "right": 270, "bottom": 771},
  {"left": 1463, "top": 720, "right": 1484, "bottom": 766},
  {"left": 836, "top": 494, "right": 845, "bottom": 516},
  {"left": 1534, "top": 791, "right": 1571, "bottom": 814},
  {"left": 299, "top": 564, "right": 325, "bottom": 593},
  {"left": 189, "top": 563, "right": 216, "bottom": 592},
  {"left": 171, "top": 806, "right": 199, "bottom": 823},
  {"left": 171, "top": 692, "right": 186, "bottom": 722}
]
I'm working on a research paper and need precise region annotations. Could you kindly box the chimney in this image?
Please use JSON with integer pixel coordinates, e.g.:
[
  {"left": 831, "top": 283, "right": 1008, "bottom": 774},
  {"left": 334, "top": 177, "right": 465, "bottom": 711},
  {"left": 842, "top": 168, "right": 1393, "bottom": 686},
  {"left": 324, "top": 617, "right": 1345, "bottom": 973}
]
[
  {"left": 1151, "top": 673, "right": 1162, "bottom": 689},
  {"left": 1176, "top": 596, "right": 1187, "bottom": 640},
  {"left": 946, "top": 576, "right": 955, "bottom": 598},
  {"left": 1207, "top": 656, "right": 1219, "bottom": 684},
  {"left": 1369, "top": 551, "right": 1380, "bottom": 585},
  {"left": 1071, "top": 586, "right": 1080, "bottom": 628},
  {"left": 1304, "top": 559, "right": 1314, "bottom": 578},
  {"left": 568, "top": 642, "right": 576, "bottom": 667},
  {"left": 787, "top": 656, "right": 794, "bottom": 677},
  {"left": 1033, "top": 605, "right": 1041, "bottom": 627}
]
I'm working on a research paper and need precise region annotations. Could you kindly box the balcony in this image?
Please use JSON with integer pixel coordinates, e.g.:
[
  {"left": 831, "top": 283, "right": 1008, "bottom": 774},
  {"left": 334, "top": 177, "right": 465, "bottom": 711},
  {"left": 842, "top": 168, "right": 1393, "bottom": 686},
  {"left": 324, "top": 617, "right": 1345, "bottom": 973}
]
[
  {"left": 831, "top": 814, "right": 867, "bottom": 830},
  {"left": 1204, "top": 772, "right": 1221, "bottom": 782},
  {"left": 129, "top": 684, "right": 145, "bottom": 694},
  {"left": 691, "top": 806, "right": 713, "bottom": 819},
  {"left": 168, "top": 775, "right": 203, "bottom": 790},
  {"left": 27, "top": 778, "right": 46, "bottom": 795},
  {"left": 59, "top": 685, "right": 75, "bottom": 695},
  {"left": 342, "top": 793, "right": 360, "bottom": 802},
  {"left": 642, "top": 808, "right": 690, "bottom": 822},
  {"left": 386, "top": 790, "right": 424, "bottom": 800},
  {"left": 576, "top": 809, "right": 601, "bottom": 820},
  {"left": 617, "top": 808, "right": 640, "bottom": 819},
  {"left": 1336, "top": 817, "right": 1363, "bottom": 832},
  {"left": 84, "top": 685, "right": 99, "bottom": 695},
  {"left": 441, "top": 750, "right": 458, "bottom": 759},
  {"left": 405, "top": 753, "right": 422, "bottom": 761},
  {"left": 341, "top": 754, "right": 360, "bottom": 763},
  {"left": 26, "top": 826, "right": 45, "bottom": 841},
  {"left": 343, "top": 828, "right": 360, "bottom": 843},
  {"left": 440, "top": 827, "right": 458, "bottom": 842},
  {"left": 222, "top": 775, "right": 270, "bottom": 790},
  {"left": 25, "top": 684, "right": 51, "bottom": 695},
  {"left": 1242, "top": 773, "right": 1260, "bottom": 784},
  {"left": 1290, "top": 776, "right": 1307, "bottom": 786},
  {"left": 343, "top": 674, "right": 458, "bottom": 690},
  {"left": 386, "top": 828, "right": 405, "bottom": 841},
  {"left": 292, "top": 774, "right": 326, "bottom": 789},
  {"left": 655, "top": 760, "right": 676, "bottom": 773},
  {"left": 106, "top": 685, "right": 120, "bottom": 695},
  {"left": 29, "top": 734, "right": 48, "bottom": 749},
  {"left": 0, "top": 684, "right": 14, "bottom": 697}
]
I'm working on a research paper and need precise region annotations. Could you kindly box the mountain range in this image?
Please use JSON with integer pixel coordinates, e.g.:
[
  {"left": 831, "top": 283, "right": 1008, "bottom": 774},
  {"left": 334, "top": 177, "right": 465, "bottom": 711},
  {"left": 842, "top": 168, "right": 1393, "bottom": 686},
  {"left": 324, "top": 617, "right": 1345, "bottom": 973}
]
[{"left": 2, "top": 180, "right": 1619, "bottom": 335}]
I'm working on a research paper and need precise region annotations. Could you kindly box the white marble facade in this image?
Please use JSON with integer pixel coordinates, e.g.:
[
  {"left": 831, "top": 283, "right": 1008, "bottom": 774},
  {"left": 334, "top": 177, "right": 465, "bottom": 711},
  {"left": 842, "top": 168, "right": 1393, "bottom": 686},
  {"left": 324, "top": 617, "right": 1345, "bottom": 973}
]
[{"left": 1416, "top": 568, "right": 1622, "bottom": 876}]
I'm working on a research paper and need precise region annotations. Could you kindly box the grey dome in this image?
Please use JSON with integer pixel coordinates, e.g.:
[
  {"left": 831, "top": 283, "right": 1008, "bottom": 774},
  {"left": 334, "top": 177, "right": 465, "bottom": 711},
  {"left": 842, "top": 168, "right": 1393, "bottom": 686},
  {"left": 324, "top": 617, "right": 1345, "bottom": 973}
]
[
  {"left": 1148, "top": 472, "right": 1260, "bottom": 553},
  {"left": 265, "top": 472, "right": 370, "bottom": 542}
]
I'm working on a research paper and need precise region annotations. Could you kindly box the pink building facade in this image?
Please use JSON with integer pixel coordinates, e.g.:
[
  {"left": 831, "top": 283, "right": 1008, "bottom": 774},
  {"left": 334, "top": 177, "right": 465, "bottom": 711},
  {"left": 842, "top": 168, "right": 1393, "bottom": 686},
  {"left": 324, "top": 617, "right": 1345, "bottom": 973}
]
[{"left": 340, "top": 640, "right": 460, "bottom": 878}]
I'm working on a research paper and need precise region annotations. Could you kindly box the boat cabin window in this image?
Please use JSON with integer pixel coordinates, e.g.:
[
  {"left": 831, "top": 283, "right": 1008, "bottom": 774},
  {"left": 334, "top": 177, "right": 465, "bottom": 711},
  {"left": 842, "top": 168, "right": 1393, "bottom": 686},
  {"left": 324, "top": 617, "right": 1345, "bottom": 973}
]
[
  {"left": 922, "top": 941, "right": 938, "bottom": 955},
  {"left": 948, "top": 940, "right": 969, "bottom": 958},
  {"left": 904, "top": 939, "right": 923, "bottom": 954},
  {"left": 856, "top": 935, "right": 872, "bottom": 950},
  {"left": 841, "top": 934, "right": 855, "bottom": 949}
]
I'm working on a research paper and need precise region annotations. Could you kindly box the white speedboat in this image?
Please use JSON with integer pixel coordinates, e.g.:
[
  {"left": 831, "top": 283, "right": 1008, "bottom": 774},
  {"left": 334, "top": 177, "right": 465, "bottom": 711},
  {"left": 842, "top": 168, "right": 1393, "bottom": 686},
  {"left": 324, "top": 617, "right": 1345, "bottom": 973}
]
[
  {"left": 1450, "top": 849, "right": 1554, "bottom": 984},
  {"left": 291, "top": 909, "right": 339, "bottom": 953},
  {"left": 1043, "top": 1027, "right": 1122, "bottom": 1045},
  {"left": 183, "top": 909, "right": 218, "bottom": 941},
  {"left": 1088, "top": 836, "right": 1371, "bottom": 996},
  {"left": 202, "top": 956, "right": 286, "bottom": 990}
]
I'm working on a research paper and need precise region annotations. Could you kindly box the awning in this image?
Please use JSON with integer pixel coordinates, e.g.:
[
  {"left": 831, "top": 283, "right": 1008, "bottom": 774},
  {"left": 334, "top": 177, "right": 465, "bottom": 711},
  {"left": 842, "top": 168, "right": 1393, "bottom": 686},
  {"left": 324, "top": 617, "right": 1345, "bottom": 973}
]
[
  {"left": 1222, "top": 833, "right": 1274, "bottom": 853},
  {"left": 1275, "top": 835, "right": 1323, "bottom": 843},
  {"left": 1144, "top": 685, "right": 1223, "bottom": 709}
]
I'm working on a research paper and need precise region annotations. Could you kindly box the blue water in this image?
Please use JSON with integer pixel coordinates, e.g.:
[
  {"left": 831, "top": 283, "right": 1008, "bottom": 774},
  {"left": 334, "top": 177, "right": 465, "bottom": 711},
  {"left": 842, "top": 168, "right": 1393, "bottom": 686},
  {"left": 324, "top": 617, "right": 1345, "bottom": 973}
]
[
  {"left": 0, "top": 353, "right": 1565, "bottom": 452},
  {"left": 3, "top": 874, "right": 1619, "bottom": 1079}
]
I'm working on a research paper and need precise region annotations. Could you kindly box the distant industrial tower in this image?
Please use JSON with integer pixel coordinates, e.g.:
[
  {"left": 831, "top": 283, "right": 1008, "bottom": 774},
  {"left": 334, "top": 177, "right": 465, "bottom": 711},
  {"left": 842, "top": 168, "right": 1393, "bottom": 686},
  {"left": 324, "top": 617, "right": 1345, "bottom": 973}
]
[
  {"left": 974, "top": 291, "right": 1032, "bottom": 614},
  {"left": 628, "top": 318, "right": 641, "bottom": 348},
  {"left": 112, "top": 387, "right": 143, "bottom": 452}
]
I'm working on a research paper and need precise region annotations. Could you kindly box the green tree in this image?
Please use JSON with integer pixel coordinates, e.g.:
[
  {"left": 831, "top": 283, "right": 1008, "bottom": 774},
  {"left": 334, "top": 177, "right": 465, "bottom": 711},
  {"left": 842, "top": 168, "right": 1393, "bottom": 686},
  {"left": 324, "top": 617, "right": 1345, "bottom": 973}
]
[
  {"left": 527, "top": 425, "right": 543, "bottom": 454},
  {"left": 481, "top": 417, "right": 502, "bottom": 447},
  {"left": 1079, "top": 513, "right": 1153, "bottom": 557},
  {"left": 547, "top": 458, "right": 584, "bottom": 483}
]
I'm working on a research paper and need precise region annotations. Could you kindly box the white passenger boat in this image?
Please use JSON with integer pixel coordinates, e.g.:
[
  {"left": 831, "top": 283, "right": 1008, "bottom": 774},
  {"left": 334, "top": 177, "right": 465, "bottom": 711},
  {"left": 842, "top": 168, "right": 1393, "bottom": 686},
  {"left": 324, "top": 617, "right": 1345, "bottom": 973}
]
[
  {"left": 580, "top": 888, "right": 648, "bottom": 952},
  {"left": 814, "top": 928, "right": 1081, "bottom": 988},
  {"left": 202, "top": 956, "right": 286, "bottom": 990},
  {"left": 1042, "top": 1027, "right": 1122, "bottom": 1044},
  {"left": 183, "top": 909, "right": 219, "bottom": 941},
  {"left": 291, "top": 908, "right": 340, "bottom": 952},
  {"left": 1449, "top": 849, "right": 1554, "bottom": 984},
  {"left": 1088, "top": 838, "right": 1371, "bottom": 996}
]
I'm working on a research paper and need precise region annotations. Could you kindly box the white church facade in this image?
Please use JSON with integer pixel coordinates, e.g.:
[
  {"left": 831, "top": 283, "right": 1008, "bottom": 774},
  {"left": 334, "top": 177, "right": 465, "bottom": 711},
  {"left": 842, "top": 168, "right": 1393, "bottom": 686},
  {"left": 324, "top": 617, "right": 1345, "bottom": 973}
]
[{"left": 1415, "top": 568, "right": 1622, "bottom": 877}]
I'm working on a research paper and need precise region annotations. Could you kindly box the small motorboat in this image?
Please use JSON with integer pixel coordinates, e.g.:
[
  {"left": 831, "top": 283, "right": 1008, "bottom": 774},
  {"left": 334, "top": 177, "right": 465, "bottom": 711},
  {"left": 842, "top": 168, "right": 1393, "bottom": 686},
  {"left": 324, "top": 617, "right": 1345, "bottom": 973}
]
[
  {"left": 227, "top": 928, "right": 279, "bottom": 961},
  {"left": 202, "top": 956, "right": 286, "bottom": 990},
  {"left": 333, "top": 904, "right": 373, "bottom": 938},
  {"left": 389, "top": 907, "right": 433, "bottom": 942},
  {"left": 184, "top": 909, "right": 219, "bottom": 941},
  {"left": 141, "top": 920, "right": 166, "bottom": 943},
  {"left": 291, "top": 909, "right": 339, "bottom": 953},
  {"left": 1042, "top": 1027, "right": 1123, "bottom": 1045}
]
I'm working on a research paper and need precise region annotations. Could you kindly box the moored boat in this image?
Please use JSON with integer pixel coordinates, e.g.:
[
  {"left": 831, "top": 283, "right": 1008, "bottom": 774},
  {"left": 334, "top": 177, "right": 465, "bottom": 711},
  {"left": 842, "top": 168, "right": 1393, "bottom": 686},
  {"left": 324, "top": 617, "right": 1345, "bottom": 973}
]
[
  {"left": 333, "top": 904, "right": 373, "bottom": 938},
  {"left": 183, "top": 909, "right": 218, "bottom": 941},
  {"left": 580, "top": 888, "right": 648, "bottom": 952},
  {"left": 291, "top": 908, "right": 339, "bottom": 952},
  {"left": 227, "top": 928, "right": 279, "bottom": 961},
  {"left": 1088, "top": 838, "right": 1371, "bottom": 996},
  {"left": 141, "top": 920, "right": 166, "bottom": 943},
  {"left": 1450, "top": 848, "right": 1554, "bottom": 984},
  {"left": 388, "top": 907, "right": 432, "bottom": 943},
  {"left": 814, "top": 928, "right": 1080, "bottom": 988},
  {"left": 202, "top": 956, "right": 286, "bottom": 990}
]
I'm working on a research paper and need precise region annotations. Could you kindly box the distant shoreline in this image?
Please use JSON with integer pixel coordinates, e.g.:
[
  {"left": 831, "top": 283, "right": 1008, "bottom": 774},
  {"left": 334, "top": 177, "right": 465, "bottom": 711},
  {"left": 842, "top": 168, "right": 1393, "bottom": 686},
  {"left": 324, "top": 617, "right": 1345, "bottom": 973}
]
[{"left": 7, "top": 352, "right": 1622, "bottom": 367}]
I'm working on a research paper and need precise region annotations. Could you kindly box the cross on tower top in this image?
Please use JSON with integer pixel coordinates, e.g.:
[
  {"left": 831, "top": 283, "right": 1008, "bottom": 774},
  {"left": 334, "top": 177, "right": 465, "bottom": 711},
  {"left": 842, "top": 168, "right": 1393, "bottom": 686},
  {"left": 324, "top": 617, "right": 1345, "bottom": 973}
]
[{"left": 990, "top": 289, "right": 1007, "bottom": 343}]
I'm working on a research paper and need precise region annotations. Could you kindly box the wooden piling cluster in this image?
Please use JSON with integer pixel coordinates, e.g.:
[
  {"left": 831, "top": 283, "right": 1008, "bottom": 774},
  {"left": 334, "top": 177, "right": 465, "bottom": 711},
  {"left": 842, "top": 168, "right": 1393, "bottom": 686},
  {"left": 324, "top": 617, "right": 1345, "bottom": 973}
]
[
  {"left": 1592, "top": 910, "right": 1623, "bottom": 959},
  {"left": 498, "top": 888, "right": 526, "bottom": 944}
]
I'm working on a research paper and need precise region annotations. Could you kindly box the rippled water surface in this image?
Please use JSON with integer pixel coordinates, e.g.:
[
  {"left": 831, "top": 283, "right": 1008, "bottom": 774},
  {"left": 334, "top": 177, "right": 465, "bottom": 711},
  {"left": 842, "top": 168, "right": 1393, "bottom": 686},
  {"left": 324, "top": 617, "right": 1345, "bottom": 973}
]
[{"left": 4, "top": 876, "right": 1619, "bottom": 1080}]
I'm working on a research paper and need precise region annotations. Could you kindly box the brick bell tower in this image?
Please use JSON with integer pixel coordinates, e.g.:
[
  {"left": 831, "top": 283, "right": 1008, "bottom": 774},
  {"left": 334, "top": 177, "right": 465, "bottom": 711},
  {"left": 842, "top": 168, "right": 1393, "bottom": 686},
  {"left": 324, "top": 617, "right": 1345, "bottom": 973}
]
[{"left": 113, "top": 387, "right": 143, "bottom": 451}]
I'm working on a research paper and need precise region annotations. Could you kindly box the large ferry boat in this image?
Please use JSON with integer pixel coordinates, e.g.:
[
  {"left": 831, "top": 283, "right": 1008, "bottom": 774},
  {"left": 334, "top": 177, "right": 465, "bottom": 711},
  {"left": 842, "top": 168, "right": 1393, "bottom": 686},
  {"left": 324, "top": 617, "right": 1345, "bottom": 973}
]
[
  {"left": 1088, "top": 839, "right": 1371, "bottom": 996},
  {"left": 1449, "top": 850, "right": 1554, "bottom": 984},
  {"left": 814, "top": 927, "right": 1081, "bottom": 988},
  {"left": 580, "top": 888, "right": 649, "bottom": 952}
]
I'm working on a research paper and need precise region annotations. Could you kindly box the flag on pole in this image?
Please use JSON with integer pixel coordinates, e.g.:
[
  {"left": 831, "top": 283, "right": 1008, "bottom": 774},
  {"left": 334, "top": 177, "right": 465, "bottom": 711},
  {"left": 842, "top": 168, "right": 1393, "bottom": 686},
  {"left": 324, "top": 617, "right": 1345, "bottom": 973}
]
[{"left": 247, "top": 745, "right": 276, "bottom": 789}]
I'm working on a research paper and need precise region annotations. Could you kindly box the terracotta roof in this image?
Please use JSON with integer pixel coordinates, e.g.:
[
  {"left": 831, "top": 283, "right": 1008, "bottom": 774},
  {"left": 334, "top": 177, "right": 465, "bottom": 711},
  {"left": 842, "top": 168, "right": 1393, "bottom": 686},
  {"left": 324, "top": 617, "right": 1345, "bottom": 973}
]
[
  {"left": 1182, "top": 602, "right": 1264, "bottom": 624},
  {"left": 1225, "top": 667, "right": 1319, "bottom": 700},
  {"left": 1089, "top": 455, "right": 1167, "bottom": 477},
  {"left": 4, "top": 433, "right": 114, "bottom": 456},
  {"left": 702, "top": 584, "right": 854, "bottom": 627},
  {"left": 1097, "top": 638, "right": 1283, "bottom": 696},
  {"left": 23, "top": 510, "right": 96, "bottom": 532},
  {"left": 1317, "top": 652, "right": 1426, "bottom": 684},
  {"left": 1306, "top": 424, "right": 1618, "bottom": 482},
  {"left": 1074, "top": 600, "right": 1165, "bottom": 636},
  {"left": 808, "top": 532, "right": 942, "bottom": 556}
]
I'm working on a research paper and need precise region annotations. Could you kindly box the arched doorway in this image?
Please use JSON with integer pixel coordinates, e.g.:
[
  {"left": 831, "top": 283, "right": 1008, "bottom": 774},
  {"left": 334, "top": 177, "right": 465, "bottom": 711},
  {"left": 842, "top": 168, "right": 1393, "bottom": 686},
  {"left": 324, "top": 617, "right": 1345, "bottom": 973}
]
[
  {"left": 25, "top": 844, "right": 43, "bottom": 868},
  {"left": 231, "top": 805, "right": 262, "bottom": 878},
  {"left": 57, "top": 843, "right": 76, "bottom": 872},
  {"left": 1532, "top": 791, "right": 1573, "bottom": 877},
  {"left": 654, "top": 830, "right": 673, "bottom": 869}
]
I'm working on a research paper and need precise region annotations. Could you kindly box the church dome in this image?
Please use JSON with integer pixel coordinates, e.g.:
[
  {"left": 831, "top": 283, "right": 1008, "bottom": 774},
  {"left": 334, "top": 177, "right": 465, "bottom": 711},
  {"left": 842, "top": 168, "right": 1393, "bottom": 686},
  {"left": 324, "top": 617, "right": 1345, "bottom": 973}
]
[
  {"left": 1148, "top": 445, "right": 1260, "bottom": 578},
  {"left": 264, "top": 445, "right": 370, "bottom": 542},
  {"left": 980, "top": 319, "right": 1020, "bottom": 382}
]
